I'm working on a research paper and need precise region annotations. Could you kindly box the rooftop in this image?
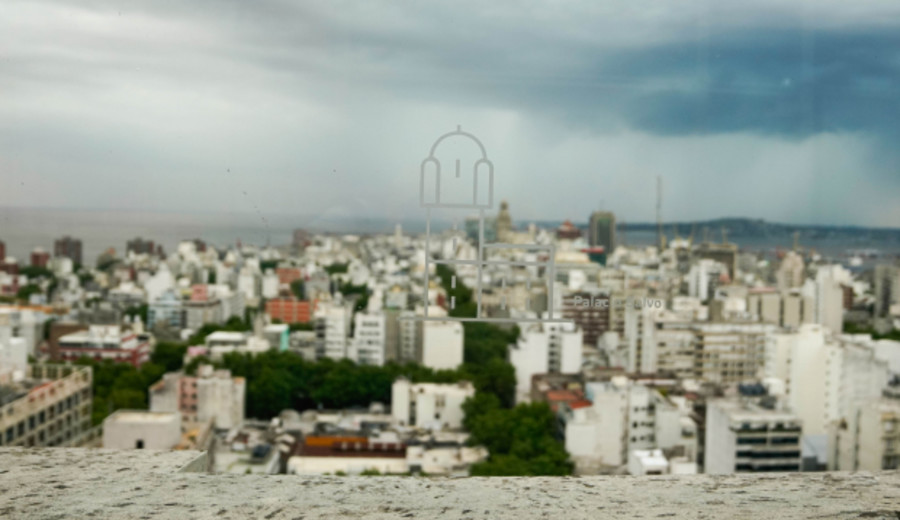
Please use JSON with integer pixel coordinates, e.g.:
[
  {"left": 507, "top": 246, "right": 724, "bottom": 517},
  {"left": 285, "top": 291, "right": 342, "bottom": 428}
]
[
  {"left": 1, "top": 448, "right": 899, "bottom": 519},
  {"left": 105, "top": 410, "right": 180, "bottom": 424}
]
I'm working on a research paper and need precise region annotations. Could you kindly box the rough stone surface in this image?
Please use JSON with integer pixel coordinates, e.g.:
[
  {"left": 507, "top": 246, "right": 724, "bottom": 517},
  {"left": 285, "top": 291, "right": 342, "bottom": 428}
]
[{"left": 1, "top": 448, "right": 899, "bottom": 519}]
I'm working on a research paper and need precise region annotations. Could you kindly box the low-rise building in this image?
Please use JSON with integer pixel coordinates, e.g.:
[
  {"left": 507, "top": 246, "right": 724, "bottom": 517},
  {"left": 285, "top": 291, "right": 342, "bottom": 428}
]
[
  {"left": 57, "top": 325, "right": 151, "bottom": 367},
  {"left": 150, "top": 365, "right": 245, "bottom": 430},
  {"left": 391, "top": 378, "right": 474, "bottom": 430},
  {"left": 102, "top": 410, "right": 182, "bottom": 450}
]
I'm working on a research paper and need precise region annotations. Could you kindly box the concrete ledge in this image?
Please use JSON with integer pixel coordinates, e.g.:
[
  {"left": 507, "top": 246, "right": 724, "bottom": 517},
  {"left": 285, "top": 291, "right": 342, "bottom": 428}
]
[{"left": 1, "top": 448, "right": 899, "bottom": 519}]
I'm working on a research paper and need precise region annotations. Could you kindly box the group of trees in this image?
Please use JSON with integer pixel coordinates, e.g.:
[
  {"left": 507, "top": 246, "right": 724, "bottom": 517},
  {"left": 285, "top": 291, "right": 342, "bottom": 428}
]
[
  {"left": 208, "top": 351, "right": 465, "bottom": 419},
  {"left": 437, "top": 264, "right": 572, "bottom": 475},
  {"left": 75, "top": 341, "right": 187, "bottom": 426}
]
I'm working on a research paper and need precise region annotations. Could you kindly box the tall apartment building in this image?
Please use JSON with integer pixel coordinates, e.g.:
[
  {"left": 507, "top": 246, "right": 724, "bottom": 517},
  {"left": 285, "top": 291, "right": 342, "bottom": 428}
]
[
  {"left": 829, "top": 398, "right": 900, "bottom": 471},
  {"left": 509, "top": 321, "right": 583, "bottom": 404},
  {"left": 0, "top": 364, "right": 93, "bottom": 448},
  {"left": 624, "top": 304, "right": 662, "bottom": 374},
  {"left": 763, "top": 324, "right": 889, "bottom": 437},
  {"left": 350, "top": 313, "right": 386, "bottom": 366},
  {"left": 54, "top": 236, "right": 83, "bottom": 266},
  {"left": 314, "top": 302, "right": 352, "bottom": 360},
  {"left": 651, "top": 321, "right": 776, "bottom": 384},
  {"left": 748, "top": 289, "right": 814, "bottom": 329},
  {"left": 654, "top": 318, "right": 696, "bottom": 379},
  {"left": 814, "top": 265, "right": 849, "bottom": 334},
  {"left": 705, "top": 399, "right": 802, "bottom": 474},
  {"left": 150, "top": 365, "right": 245, "bottom": 430},
  {"left": 562, "top": 290, "right": 611, "bottom": 347},
  {"left": 874, "top": 264, "right": 900, "bottom": 319},
  {"left": 692, "top": 322, "right": 776, "bottom": 384},
  {"left": 588, "top": 211, "right": 616, "bottom": 250}
]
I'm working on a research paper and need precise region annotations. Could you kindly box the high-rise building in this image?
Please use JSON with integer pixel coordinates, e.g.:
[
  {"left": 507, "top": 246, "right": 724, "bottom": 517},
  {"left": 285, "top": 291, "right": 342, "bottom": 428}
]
[
  {"left": 0, "top": 240, "right": 5, "bottom": 262},
  {"left": 814, "top": 265, "right": 849, "bottom": 334},
  {"left": 54, "top": 236, "right": 83, "bottom": 266},
  {"left": 763, "top": 324, "right": 889, "bottom": 437},
  {"left": 350, "top": 313, "right": 386, "bottom": 366},
  {"left": 588, "top": 211, "right": 616, "bottom": 250},
  {"left": 874, "top": 264, "right": 900, "bottom": 319},
  {"left": 562, "top": 291, "right": 611, "bottom": 348}
]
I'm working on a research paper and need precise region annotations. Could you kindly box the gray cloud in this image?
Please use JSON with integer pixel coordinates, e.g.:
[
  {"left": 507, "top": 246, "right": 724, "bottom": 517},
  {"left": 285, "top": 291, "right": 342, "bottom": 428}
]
[{"left": 0, "top": 0, "right": 898, "bottom": 227}]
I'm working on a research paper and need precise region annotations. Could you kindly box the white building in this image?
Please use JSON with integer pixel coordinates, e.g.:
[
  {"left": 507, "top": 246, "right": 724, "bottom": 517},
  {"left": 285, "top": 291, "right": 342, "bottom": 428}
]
[
  {"left": 314, "top": 302, "right": 352, "bottom": 360},
  {"left": 351, "top": 313, "right": 386, "bottom": 366},
  {"left": 624, "top": 304, "right": 661, "bottom": 374},
  {"left": 509, "top": 321, "right": 582, "bottom": 404},
  {"left": 829, "top": 398, "right": 900, "bottom": 471},
  {"left": 150, "top": 365, "right": 245, "bottom": 430},
  {"left": 0, "top": 337, "right": 27, "bottom": 375},
  {"left": 705, "top": 399, "right": 802, "bottom": 475},
  {"left": 102, "top": 410, "right": 181, "bottom": 450},
  {"left": 421, "top": 316, "right": 464, "bottom": 371},
  {"left": 564, "top": 377, "right": 695, "bottom": 473},
  {"left": 813, "top": 265, "right": 850, "bottom": 334},
  {"left": 202, "top": 331, "right": 270, "bottom": 361},
  {"left": 261, "top": 269, "right": 279, "bottom": 299},
  {"left": 391, "top": 378, "right": 474, "bottom": 430},
  {"left": 764, "top": 324, "right": 889, "bottom": 437},
  {"left": 627, "top": 449, "right": 669, "bottom": 476}
]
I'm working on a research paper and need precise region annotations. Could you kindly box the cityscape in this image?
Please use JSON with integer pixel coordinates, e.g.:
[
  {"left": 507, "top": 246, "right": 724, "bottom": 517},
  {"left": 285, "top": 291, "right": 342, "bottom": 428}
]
[
  {"left": 3, "top": 0, "right": 900, "bottom": 517},
  {"left": 1, "top": 200, "right": 899, "bottom": 478}
]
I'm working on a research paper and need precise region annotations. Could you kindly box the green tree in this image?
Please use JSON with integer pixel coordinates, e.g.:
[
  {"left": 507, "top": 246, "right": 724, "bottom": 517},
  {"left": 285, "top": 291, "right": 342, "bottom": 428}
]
[
  {"left": 124, "top": 304, "right": 149, "bottom": 324},
  {"left": 16, "top": 284, "right": 42, "bottom": 301},
  {"left": 151, "top": 342, "right": 188, "bottom": 372},
  {"left": 324, "top": 262, "right": 349, "bottom": 275},
  {"left": 290, "top": 279, "right": 305, "bottom": 299}
]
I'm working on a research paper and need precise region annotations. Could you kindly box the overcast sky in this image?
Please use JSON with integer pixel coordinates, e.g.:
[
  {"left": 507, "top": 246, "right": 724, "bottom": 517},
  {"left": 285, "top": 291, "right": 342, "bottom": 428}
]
[{"left": 1, "top": 0, "right": 899, "bottom": 227}]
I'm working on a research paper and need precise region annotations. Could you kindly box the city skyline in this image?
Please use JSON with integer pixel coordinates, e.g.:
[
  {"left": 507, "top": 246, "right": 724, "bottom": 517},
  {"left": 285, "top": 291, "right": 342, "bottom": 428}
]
[{"left": 2, "top": 1, "right": 899, "bottom": 227}]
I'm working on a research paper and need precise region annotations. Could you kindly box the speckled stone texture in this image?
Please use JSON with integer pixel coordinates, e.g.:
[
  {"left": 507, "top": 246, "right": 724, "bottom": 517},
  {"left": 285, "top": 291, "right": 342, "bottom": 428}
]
[{"left": 1, "top": 448, "right": 899, "bottom": 519}]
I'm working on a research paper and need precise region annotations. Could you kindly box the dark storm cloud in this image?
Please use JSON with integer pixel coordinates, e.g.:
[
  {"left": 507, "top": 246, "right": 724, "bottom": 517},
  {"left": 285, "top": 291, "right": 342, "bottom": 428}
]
[{"left": 0, "top": 0, "right": 898, "bottom": 225}]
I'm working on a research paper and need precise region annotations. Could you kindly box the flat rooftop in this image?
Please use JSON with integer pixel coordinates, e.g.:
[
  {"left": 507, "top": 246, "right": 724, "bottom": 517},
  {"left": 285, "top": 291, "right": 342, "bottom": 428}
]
[{"left": 105, "top": 411, "right": 179, "bottom": 423}]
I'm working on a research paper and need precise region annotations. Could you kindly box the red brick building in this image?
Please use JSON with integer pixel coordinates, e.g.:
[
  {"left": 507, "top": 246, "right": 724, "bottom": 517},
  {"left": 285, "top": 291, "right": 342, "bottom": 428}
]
[{"left": 265, "top": 298, "right": 315, "bottom": 324}]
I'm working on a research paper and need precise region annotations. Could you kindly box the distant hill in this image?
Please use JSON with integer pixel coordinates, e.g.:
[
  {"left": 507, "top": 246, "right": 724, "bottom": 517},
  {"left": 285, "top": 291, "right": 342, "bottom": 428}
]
[{"left": 533, "top": 217, "right": 900, "bottom": 243}]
